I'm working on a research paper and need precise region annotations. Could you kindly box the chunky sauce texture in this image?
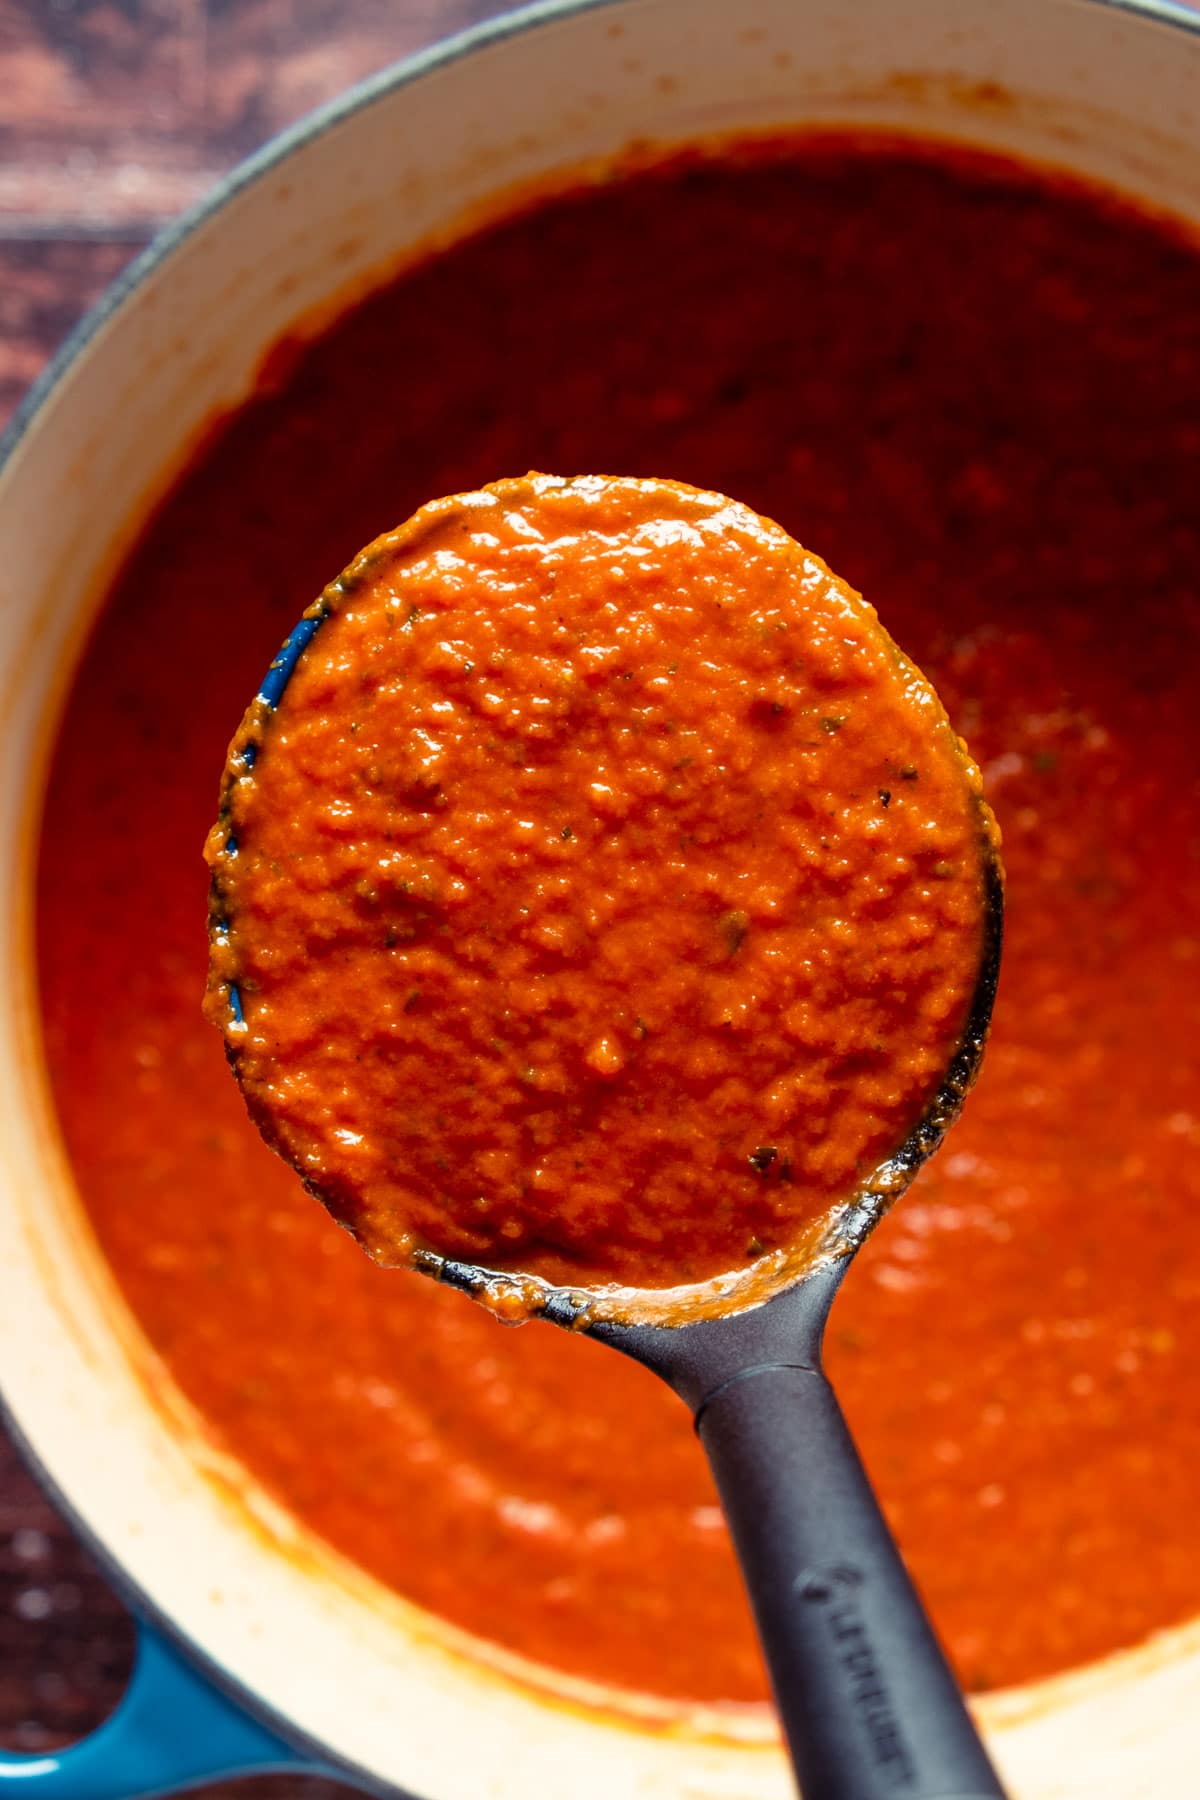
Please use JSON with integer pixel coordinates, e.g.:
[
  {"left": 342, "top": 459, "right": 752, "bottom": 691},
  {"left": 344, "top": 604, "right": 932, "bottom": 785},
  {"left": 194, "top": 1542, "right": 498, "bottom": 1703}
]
[
  {"left": 206, "top": 473, "right": 992, "bottom": 1310},
  {"left": 37, "top": 140, "right": 1200, "bottom": 1704}
]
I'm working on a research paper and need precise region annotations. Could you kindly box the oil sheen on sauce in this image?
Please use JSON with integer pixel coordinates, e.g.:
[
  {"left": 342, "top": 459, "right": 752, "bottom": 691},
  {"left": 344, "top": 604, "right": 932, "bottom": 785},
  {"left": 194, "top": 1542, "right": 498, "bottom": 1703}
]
[
  {"left": 37, "top": 138, "right": 1200, "bottom": 1705},
  {"left": 205, "top": 473, "right": 995, "bottom": 1318}
]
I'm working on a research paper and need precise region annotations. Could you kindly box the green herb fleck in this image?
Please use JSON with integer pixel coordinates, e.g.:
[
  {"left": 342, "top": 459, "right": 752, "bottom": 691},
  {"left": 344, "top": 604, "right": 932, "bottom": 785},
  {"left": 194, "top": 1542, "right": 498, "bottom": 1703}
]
[{"left": 720, "top": 910, "right": 749, "bottom": 956}]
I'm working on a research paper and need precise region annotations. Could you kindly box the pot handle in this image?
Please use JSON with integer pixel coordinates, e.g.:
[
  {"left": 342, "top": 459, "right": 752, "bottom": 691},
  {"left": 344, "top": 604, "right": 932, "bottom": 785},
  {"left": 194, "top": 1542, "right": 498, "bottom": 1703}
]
[{"left": 0, "top": 1618, "right": 346, "bottom": 1797}]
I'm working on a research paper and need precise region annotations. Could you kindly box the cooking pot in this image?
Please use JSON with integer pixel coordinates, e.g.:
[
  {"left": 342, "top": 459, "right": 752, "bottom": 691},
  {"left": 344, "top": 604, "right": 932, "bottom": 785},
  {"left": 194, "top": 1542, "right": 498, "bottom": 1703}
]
[{"left": 2, "top": 0, "right": 1199, "bottom": 1794}]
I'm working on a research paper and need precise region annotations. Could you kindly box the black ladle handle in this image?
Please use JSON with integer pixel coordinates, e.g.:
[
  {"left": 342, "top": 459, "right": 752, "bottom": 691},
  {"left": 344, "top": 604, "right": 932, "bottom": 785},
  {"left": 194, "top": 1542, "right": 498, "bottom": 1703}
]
[{"left": 697, "top": 1360, "right": 1007, "bottom": 1800}]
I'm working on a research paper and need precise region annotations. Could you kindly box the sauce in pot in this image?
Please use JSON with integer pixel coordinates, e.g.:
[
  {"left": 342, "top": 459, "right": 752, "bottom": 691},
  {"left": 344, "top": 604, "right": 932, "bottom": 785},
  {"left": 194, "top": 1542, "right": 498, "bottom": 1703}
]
[{"left": 37, "top": 136, "right": 1200, "bottom": 1705}]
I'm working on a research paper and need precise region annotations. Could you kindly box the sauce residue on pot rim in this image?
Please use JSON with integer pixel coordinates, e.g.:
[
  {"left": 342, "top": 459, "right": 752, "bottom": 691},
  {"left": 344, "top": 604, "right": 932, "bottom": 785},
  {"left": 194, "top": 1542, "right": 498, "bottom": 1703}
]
[
  {"left": 205, "top": 472, "right": 997, "bottom": 1322},
  {"left": 37, "top": 134, "right": 1200, "bottom": 1708}
]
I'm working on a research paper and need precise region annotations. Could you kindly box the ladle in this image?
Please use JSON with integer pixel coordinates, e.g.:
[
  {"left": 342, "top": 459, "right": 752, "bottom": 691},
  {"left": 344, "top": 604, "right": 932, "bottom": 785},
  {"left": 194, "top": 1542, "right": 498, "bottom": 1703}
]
[{"left": 211, "top": 490, "right": 1008, "bottom": 1800}]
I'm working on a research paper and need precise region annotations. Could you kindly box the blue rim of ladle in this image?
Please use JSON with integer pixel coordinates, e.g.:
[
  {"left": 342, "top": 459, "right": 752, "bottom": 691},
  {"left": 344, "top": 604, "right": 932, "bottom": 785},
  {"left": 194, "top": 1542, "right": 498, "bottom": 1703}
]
[{"left": 215, "top": 602, "right": 330, "bottom": 1026}]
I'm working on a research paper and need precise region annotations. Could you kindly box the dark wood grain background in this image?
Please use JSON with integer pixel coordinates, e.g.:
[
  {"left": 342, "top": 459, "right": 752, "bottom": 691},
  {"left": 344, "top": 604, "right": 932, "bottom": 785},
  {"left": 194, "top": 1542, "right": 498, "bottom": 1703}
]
[{"left": 0, "top": 5, "right": 506, "bottom": 1791}]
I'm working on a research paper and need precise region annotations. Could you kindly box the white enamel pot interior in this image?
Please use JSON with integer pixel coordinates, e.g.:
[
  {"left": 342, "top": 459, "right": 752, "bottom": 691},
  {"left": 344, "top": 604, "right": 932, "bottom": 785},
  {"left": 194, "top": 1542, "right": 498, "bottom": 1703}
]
[{"left": 2, "top": 0, "right": 1199, "bottom": 1795}]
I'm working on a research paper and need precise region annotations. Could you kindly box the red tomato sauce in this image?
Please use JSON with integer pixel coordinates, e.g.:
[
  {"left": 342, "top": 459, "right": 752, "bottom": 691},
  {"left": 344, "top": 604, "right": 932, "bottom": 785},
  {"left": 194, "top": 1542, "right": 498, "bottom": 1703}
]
[
  {"left": 206, "top": 473, "right": 994, "bottom": 1314},
  {"left": 37, "top": 138, "right": 1200, "bottom": 1705}
]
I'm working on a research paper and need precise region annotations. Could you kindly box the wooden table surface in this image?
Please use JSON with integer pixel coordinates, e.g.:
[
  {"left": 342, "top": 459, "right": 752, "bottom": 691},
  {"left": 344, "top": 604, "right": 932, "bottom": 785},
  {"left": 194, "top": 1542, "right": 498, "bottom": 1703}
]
[{"left": 0, "top": 6, "right": 505, "bottom": 1789}]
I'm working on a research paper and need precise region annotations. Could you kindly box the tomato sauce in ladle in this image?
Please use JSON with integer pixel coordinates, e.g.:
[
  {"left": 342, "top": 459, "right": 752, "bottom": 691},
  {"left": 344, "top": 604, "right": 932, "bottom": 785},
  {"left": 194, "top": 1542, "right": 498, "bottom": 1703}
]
[{"left": 206, "top": 473, "right": 1005, "bottom": 1799}]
